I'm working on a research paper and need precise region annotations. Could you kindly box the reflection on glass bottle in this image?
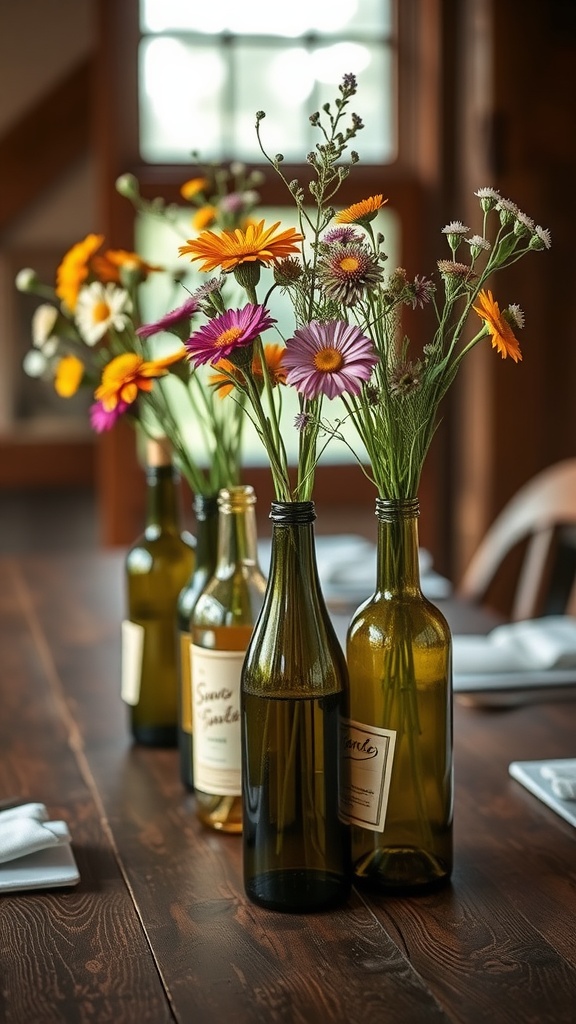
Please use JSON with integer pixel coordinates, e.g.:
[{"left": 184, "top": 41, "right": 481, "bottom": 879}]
[
  {"left": 343, "top": 497, "right": 453, "bottom": 893},
  {"left": 191, "top": 485, "right": 267, "bottom": 832},
  {"left": 242, "top": 500, "right": 351, "bottom": 912},
  {"left": 177, "top": 493, "right": 219, "bottom": 790},
  {"left": 122, "top": 437, "right": 195, "bottom": 747}
]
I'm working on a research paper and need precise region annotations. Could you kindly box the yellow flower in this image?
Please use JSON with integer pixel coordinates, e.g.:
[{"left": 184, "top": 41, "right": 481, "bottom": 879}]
[
  {"left": 335, "top": 194, "right": 387, "bottom": 225},
  {"left": 95, "top": 349, "right": 186, "bottom": 411},
  {"left": 56, "top": 233, "right": 104, "bottom": 312},
  {"left": 54, "top": 355, "right": 84, "bottom": 397},
  {"left": 179, "top": 220, "right": 303, "bottom": 273},
  {"left": 472, "top": 289, "right": 522, "bottom": 362},
  {"left": 91, "top": 249, "right": 163, "bottom": 283},
  {"left": 180, "top": 177, "right": 208, "bottom": 201},
  {"left": 193, "top": 205, "right": 217, "bottom": 232}
]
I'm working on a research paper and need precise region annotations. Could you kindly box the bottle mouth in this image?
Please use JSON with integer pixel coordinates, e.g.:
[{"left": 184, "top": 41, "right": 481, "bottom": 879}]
[
  {"left": 269, "top": 501, "right": 316, "bottom": 525},
  {"left": 375, "top": 497, "right": 420, "bottom": 522},
  {"left": 218, "top": 484, "right": 256, "bottom": 513}
]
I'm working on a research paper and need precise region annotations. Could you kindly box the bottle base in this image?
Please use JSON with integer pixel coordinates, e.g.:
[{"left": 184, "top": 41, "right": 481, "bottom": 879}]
[
  {"left": 353, "top": 845, "right": 452, "bottom": 895},
  {"left": 132, "top": 724, "right": 178, "bottom": 748},
  {"left": 245, "top": 869, "right": 350, "bottom": 913}
]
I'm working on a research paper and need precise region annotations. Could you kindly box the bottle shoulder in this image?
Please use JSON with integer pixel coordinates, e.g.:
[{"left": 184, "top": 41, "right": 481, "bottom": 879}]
[
  {"left": 126, "top": 532, "right": 195, "bottom": 573},
  {"left": 348, "top": 592, "right": 451, "bottom": 643}
]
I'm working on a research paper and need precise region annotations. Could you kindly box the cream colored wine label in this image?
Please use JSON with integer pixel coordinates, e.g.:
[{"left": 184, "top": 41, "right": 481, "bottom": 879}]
[
  {"left": 339, "top": 717, "right": 397, "bottom": 832},
  {"left": 121, "top": 620, "right": 145, "bottom": 706},
  {"left": 190, "top": 644, "right": 244, "bottom": 796}
]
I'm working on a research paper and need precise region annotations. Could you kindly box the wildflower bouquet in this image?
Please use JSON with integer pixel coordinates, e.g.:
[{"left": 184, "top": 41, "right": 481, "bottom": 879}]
[
  {"left": 15, "top": 163, "right": 265, "bottom": 496},
  {"left": 177, "top": 74, "right": 550, "bottom": 505}
]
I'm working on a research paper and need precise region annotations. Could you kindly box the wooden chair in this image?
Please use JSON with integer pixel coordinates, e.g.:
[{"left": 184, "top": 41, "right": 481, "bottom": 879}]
[{"left": 458, "top": 459, "right": 576, "bottom": 621}]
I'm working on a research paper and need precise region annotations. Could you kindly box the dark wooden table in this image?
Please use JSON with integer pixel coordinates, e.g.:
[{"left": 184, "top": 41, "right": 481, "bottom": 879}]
[{"left": 1, "top": 551, "right": 576, "bottom": 1024}]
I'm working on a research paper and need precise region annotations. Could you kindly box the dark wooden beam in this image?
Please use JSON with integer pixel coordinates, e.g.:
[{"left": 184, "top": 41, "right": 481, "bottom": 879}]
[{"left": 0, "top": 58, "right": 94, "bottom": 230}]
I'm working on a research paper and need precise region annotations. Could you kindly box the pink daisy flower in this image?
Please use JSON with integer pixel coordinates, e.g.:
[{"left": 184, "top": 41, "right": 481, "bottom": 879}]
[
  {"left": 284, "top": 320, "right": 378, "bottom": 400},
  {"left": 185, "top": 303, "right": 277, "bottom": 367},
  {"left": 137, "top": 295, "right": 200, "bottom": 339},
  {"left": 90, "top": 399, "right": 130, "bottom": 433}
]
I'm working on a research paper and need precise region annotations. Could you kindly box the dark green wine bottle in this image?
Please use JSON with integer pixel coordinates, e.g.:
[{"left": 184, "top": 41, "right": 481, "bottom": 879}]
[
  {"left": 191, "top": 485, "right": 267, "bottom": 833},
  {"left": 177, "top": 493, "right": 219, "bottom": 790},
  {"left": 122, "top": 437, "right": 195, "bottom": 747},
  {"left": 241, "top": 500, "right": 351, "bottom": 912},
  {"left": 344, "top": 497, "right": 453, "bottom": 893}
]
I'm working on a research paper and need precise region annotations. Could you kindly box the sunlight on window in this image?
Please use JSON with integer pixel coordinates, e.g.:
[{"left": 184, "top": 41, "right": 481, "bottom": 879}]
[
  {"left": 141, "top": 0, "right": 387, "bottom": 36},
  {"left": 139, "top": 0, "right": 393, "bottom": 163}
]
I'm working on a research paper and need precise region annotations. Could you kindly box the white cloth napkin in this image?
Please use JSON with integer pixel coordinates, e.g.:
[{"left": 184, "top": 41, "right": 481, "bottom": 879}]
[
  {"left": 453, "top": 616, "right": 576, "bottom": 675},
  {"left": 0, "top": 803, "right": 79, "bottom": 892}
]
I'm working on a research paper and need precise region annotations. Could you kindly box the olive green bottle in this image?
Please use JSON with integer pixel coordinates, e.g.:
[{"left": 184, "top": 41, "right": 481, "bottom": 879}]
[
  {"left": 343, "top": 497, "right": 453, "bottom": 892},
  {"left": 242, "top": 500, "right": 351, "bottom": 912},
  {"left": 122, "top": 437, "right": 195, "bottom": 746},
  {"left": 191, "top": 485, "right": 267, "bottom": 832},
  {"left": 177, "top": 493, "right": 219, "bottom": 790}
]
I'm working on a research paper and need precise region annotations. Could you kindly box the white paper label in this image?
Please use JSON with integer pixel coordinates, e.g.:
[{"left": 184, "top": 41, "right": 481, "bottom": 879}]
[
  {"left": 121, "top": 620, "right": 145, "bottom": 706},
  {"left": 339, "top": 717, "right": 396, "bottom": 832},
  {"left": 190, "top": 644, "right": 244, "bottom": 796}
]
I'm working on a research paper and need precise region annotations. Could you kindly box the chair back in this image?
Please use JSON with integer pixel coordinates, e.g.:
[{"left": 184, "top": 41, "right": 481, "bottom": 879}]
[{"left": 458, "top": 459, "right": 576, "bottom": 620}]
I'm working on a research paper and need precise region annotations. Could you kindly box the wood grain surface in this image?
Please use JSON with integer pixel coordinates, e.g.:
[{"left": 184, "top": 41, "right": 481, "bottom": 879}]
[{"left": 1, "top": 552, "right": 576, "bottom": 1023}]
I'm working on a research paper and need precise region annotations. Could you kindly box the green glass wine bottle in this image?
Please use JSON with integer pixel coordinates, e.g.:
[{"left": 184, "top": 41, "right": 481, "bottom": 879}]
[
  {"left": 191, "top": 484, "right": 267, "bottom": 833},
  {"left": 343, "top": 497, "right": 453, "bottom": 893},
  {"left": 241, "top": 500, "right": 351, "bottom": 912},
  {"left": 177, "top": 493, "right": 219, "bottom": 790},
  {"left": 122, "top": 437, "right": 195, "bottom": 747}
]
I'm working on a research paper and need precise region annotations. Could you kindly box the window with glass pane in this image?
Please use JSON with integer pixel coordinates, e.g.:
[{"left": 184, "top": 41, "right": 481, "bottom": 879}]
[{"left": 139, "top": 0, "right": 395, "bottom": 164}]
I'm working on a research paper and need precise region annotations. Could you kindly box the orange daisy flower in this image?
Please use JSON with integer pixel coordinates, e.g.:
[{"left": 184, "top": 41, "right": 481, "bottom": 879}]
[
  {"left": 91, "top": 249, "right": 164, "bottom": 283},
  {"left": 56, "top": 233, "right": 104, "bottom": 312},
  {"left": 335, "top": 195, "right": 388, "bottom": 225},
  {"left": 210, "top": 344, "right": 287, "bottom": 397},
  {"left": 179, "top": 220, "right": 303, "bottom": 273},
  {"left": 95, "top": 348, "right": 186, "bottom": 411},
  {"left": 472, "top": 289, "right": 522, "bottom": 362},
  {"left": 192, "top": 205, "right": 217, "bottom": 232},
  {"left": 180, "top": 177, "right": 209, "bottom": 201}
]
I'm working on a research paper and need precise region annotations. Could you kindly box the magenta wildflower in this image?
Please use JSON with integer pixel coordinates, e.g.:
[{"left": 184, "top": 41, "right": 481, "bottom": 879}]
[
  {"left": 90, "top": 399, "right": 129, "bottom": 433},
  {"left": 137, "top": 295, "right": 199, "bottom": 339},
  {"left": 284, "top": 320, "right": 378, "bottom": 400},
  {"left": 185, "top": 303, "right": 277, "bottom": 367}
]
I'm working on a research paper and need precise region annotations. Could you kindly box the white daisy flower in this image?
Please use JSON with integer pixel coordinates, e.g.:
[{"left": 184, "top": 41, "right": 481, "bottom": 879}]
[
  {"left": 32, "top": 304, "right": 59, "bottom": 349},
  {"left": 75, "top": 282, "right": 131, "bottom": 346},
  {"left": 531, "top": 225, "right": 552, "bottom": 250},
  {"left": 467, "top": 234, "right": 491, "bottom": 252}
]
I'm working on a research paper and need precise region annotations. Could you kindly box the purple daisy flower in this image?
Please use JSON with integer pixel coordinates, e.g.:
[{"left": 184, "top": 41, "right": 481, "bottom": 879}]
[
  {"left": 137, "top": 295, "right": 200, "bottom": 339},
  {"left": 185, "top": 303, "right": 277, "bottom": 367},
  {"left": 284, "top": 321, "right": 378, "bottom": 400},
  {"left": 90, "top": 399, "right": 129, "bottom": 433}
]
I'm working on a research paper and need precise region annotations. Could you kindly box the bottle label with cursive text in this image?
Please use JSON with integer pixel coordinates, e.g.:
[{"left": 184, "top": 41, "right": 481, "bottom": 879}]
[
  {"left": 190, "top": 644, "right": 243, "bottom": 795},
  {"left": 339, "top": 717, "right": 397, "bottom": 832}
]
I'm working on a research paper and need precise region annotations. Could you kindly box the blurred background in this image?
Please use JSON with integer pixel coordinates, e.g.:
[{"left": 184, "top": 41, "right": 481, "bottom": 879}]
[{"left": 1, "top": 0, "right": 574, "bottom": 583}]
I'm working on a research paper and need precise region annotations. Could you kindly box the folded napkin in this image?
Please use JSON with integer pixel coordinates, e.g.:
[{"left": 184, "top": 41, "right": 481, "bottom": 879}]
[
  {"left": 509, "top": 759, "right": 576, "bottom": 827},
  {"left": 257, "top": 535, "right": 452, "bottom": 604},
  {"left": 453, "top": 616, "right": 576, "bottom": 675},
  {"left": 0, "top": 802, "right": 79, "bottom": 892}
]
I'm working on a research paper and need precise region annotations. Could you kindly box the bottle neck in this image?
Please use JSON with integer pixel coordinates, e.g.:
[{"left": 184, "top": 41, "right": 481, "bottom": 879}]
[
  {"left": 268, "top": 500, "right": 320, "bottom": 592},
  {"left": 216, "top": 485, "right": 259, "bottom": 575},
  {"left": 194, "top": 493, "right": 219, "bottom": 575},
  {"left": 375, "top": 497, "right": 421, "bottom": 595},
  {"left": 145, "top": 464, "right": 181, "bottom": 535}
]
